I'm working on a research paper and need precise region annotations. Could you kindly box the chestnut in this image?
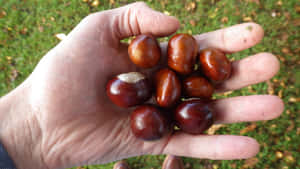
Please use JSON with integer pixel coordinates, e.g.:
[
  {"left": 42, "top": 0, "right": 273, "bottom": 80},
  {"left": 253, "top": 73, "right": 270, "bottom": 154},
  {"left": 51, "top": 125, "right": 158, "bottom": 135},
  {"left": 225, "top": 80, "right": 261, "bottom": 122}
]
[
  {"left": 183, "top": 76, "right": 214, "bottom": 98},
  {"left": 106, "top": 72, "right": 151, "bottom": 107},
  {"left": 199, "top": 48, "right": 231, "bottom": 82},
  {"left": 155, "top": 68, "right": 181, "bottom": 107},
  {"left": 113, "top": 161, "right": 130, "bottom": 169},
  {"left": 174, "top": 100, "right": 214, "bottom": 134},
  {"left": 162, "top": 155, "right": 184, "bottom": 169},
  {"left": 128, "top": 34, "right": 161, "bottom": 68},
  {"left": 167, "top": 33, "right": 198, "bottom": 74},
  {"left": 130, "top": 105, "right": 170, "bottom": 141}
]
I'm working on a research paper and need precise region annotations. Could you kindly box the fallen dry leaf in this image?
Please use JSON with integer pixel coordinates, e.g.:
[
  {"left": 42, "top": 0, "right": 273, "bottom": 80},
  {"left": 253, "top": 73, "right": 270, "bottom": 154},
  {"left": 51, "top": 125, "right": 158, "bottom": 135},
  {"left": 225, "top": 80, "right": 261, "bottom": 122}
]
[
  {"left": 189, "top": 20, "right": 196, "bottom": 26},
  {"left": 292, "top": 18, "right": 300, "bottom": 26},
  {"left": 276, "top": 0, "right": 282, "bottom": 6},
  {"left": 10, "top": 69, "right": 18, "bottom": 82},
  {"left": 242, "top": 157, "right": 259, "bottom": 168},
  {"left": 185, "top": 2, "right": 197, "bottom": 11},
  {"left": 289, "top": 97, "right": 300, "bottom": 103},
  {"left": 281, "top": 47, "right": 290, "bottom": 54},
  {"left": 243, "top": 16, "right": 252, "bottom": 22},
  {"left": 207, "top": 124, "right": 225, "bottom": 135},
  {"left": 295, "top": 6, "right": 300, "bottom": 13},
  {"left": 91, "top": 0, "right": 100, "bottom": 7},
  {"left": 286, "top": 122, "right": 294, "bottom": 132},
  {"left": 221, "top": 16, "right": 228, "bottom": 23},
  {"left": 277, "top": 89, "right": 283, "bottom": 98},
  {"left": 275, "top": 151, "right": 283, "bottom": 159},
  {"left": 267, "top": 80, "right": 274, "bottom": 95},
  {"left": 55, "top": 33, "right": 67, "bottom": 41},
  {"left": 240, "top": 123, "right": 257, "bottom": 134},
  {"left": 0, "top": 10, "right": 7, "bottom": 18}
]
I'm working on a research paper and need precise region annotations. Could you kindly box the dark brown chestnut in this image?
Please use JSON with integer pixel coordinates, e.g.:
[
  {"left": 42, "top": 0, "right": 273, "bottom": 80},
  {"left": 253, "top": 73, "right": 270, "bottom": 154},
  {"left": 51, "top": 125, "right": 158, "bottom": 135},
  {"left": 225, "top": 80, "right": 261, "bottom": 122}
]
[
  {"left": 162, "top": 155, "right": 184, "bottom": 169},
  {"left": 167, "top": 33, "right": 198, "bottom": 74},
  {"left": 199, "top": 48, "right": 232, "bottom": 82},
  {"left": 155, "top": 68, "right": 181, "bottom": 107},
  {"left": 128, "top": 34, "right": 161, "bottom": 68},
  {"left": 183, "top": 76, "right": 214, "bottom": 98},
  {"left": 174, "top": 100, "right": 214, "bottom": 134},
  {"left": 130, "top": 105, "right": 170, "bottom": 141},
  {"left": 106, "top": 72, "right": 151, "bottom": 107}
]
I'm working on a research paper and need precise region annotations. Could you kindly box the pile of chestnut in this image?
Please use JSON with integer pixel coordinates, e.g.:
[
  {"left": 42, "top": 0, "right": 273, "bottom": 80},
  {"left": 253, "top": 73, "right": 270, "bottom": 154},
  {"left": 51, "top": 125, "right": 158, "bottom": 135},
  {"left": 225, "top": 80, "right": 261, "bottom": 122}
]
[{"left": 106, "top": 34, "right": 231, "bottom": 141}]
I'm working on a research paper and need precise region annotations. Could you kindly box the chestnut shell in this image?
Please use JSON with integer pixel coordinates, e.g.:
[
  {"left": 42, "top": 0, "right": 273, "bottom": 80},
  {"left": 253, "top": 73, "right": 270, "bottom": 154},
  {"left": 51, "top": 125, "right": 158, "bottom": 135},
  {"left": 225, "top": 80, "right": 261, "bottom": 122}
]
[
  {"left": 155, "top": 68, "right": 181, "bottom": 107},
  {"left": 199, "top": 48, "right": 231, "bottom": 82},
  {"left": 106, "top": 73, "right": 151, "bottom": 107},
  {"left": 128, "top": 34, "right": 161, "bottom": 68},
  {"left": 130, "top": 105, "right": 170, "bottom": 141},
  {"left": 174, "top": 100, "right": 214, "bottom": 134},
  {"left": 167, "top": 33, "right": 198, "bottom": 74},
  {"left": 183, "top": 76, "right": 214, "bottom": 98}
]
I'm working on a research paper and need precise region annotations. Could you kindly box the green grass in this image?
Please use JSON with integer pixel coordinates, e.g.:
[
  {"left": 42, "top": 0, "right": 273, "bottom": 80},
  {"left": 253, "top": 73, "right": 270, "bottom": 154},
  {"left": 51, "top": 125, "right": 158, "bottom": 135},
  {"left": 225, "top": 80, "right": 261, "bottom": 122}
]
[{"left": 0, "top": 0, "right": 299, "bottom": 169}]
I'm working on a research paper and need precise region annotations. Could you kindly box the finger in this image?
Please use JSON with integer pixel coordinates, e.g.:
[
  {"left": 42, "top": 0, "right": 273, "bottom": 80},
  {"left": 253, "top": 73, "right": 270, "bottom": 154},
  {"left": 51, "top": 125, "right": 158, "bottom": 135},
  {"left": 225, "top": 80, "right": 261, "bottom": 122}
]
[
  {"left": 211, "top": 95, "right": 284, "bottom": 124},
  {"left": 163, "top": 133, "right": 259, "bottom": 160},
  {"left": 215, "top": 53, "right": 280, "bottom": 92},
  {"left": 195, "top": 22, "right": 264, "bottom": 53},
  {"left": 109, "top": 2, "right": 180, "bottom": 39}
]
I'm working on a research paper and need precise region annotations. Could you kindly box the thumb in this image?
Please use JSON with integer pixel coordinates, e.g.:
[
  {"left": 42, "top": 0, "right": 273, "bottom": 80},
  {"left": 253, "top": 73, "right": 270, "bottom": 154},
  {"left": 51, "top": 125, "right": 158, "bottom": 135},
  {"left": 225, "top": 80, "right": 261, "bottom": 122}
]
[{"left": 108, "top": 2, "right": 180, "bottom": 39}]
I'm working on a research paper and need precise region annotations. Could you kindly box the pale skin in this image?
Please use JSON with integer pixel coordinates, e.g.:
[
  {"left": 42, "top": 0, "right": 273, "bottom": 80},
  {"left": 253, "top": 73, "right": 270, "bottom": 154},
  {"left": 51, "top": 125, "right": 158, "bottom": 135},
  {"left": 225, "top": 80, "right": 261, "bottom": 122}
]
[{"left": 0, "top": 2, "right": 284, "bottom": 169}]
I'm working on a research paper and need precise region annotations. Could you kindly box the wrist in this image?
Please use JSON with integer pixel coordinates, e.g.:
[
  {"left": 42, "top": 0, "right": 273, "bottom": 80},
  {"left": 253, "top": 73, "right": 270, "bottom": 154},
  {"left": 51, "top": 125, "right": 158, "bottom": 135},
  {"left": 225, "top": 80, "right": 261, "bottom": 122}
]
[{"left": 0, "top": 83, "right": 47, "bottom": 169}]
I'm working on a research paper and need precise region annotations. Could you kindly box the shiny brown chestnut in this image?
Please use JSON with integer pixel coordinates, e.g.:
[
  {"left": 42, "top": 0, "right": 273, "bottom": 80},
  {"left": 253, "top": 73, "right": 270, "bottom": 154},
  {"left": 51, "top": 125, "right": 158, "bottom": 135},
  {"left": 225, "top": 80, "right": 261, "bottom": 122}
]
[
  {"left": 167, "top": 33, "right": 198, "bottom": 74},
  {"left": 183, "top": 76, "right": 214, "bottom": 98},
  {"left": 199, "top": 48, "right": 232, "bottom": 82},
  {"left": 162, "top": 155, "right": 184, "bottom": 169},
  {"left": 106, "top": 72, "right": 151, "bottom": 107},
  {"left": 174, "top": 100, "right": 214, "bottom": 134},
  {"left": 130, "top": 105, "right": 170, "bottom": 141},
  {"left": 155, "top": 68, "right": 181, "bottom": 107},
  {"left": 128, "top": 34, "right": 161, "bottom": 68}
]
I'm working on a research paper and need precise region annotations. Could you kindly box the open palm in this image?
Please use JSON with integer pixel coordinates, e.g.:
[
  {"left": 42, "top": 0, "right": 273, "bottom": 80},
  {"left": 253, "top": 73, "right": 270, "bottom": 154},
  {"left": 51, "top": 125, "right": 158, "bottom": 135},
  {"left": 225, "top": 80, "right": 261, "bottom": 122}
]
[{"left": 24, "top": 2, "right": 283, "bottom": 169}]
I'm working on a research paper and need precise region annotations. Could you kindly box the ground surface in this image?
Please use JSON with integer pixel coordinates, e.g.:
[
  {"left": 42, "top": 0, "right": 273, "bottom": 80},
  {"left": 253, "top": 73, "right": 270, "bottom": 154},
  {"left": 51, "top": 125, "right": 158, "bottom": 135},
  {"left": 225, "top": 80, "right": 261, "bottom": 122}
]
[{"left": 0, "top": 0, "right": 299, "bottom": 169}]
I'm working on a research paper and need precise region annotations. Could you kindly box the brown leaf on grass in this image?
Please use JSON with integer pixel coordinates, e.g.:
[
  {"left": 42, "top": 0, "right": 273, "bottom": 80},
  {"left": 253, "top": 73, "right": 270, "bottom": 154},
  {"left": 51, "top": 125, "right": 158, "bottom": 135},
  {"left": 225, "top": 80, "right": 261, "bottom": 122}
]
[
  {"left": 109, "top": 0, "right": 115, "bottom": 5},
  {"left": 289, "top": 97, "right": 300, "bottom": 103},
  {"left": 243, "top": 17, "right": 252, "bottom": 22},
  {"left": 284, "top": 12, "right": 291, "bottom": 20},
  {"left": 295, "top": 6, "right": 300, "bottom": 13},
  {"left": 221, "top": 16, "right": 228, "bottom": 23},
  {"left": 292, "top": 18, "right": 300, "bottom": 26},
  {"left": 76, "top": 167, "right": 85, "bottom": 169},
  {"left": 267, "top": 80, "right": 274, "bottom": 95},
  {"left": 0, "top": 10, "right": 7, "bottom": 18},
  {"left": 230, "top": 163, "right": 237, "bottom": 168},
  {"left": 277, "top": 89, "right": 283, "bottom": 98},
  {"left": 20, "top": 27, "right": 28, "bottom": 35},
  {"left": 245, "top": 0, "right": 260, "bottom": 5},
  {"left": 286, "top": 122, "right": 294, "bottom": 132},
  {"left": 276, "top": 0, "right": 283, "bottom": 6},
  {"left": 275, "top": 151, "right": 283, "bottom": 159},
  {"left": 185, "top": 2, "right": 197, "bottom": 11},
  {"left": 242, "top": 157, "right": 259, "bottom": 168},
  {"left": 240, "top": 123, "right": 257, "bottom": 134},
  {"left": 10, "top": 69, "right": 18, "bottom": 82},
  {"left": 284, "top": 155, "right": 295, "bottom": 164},
  {"left": 91, "top": 0, "right": 100, "bottom": 7},
  {"left": 38, "top": 26, "right": 44, "bottom": 32},
  {"left": 207, "top": 124, "right": 225, "bottom": 135},
  {"left": 281, "top": 47, "right": 290, "bottom": 54},
  {"left": 297, "top": 128, "right": 300, "bottom": 135},
  {"left": 189, "top": 20, "right": 196, "bottom": 26}
]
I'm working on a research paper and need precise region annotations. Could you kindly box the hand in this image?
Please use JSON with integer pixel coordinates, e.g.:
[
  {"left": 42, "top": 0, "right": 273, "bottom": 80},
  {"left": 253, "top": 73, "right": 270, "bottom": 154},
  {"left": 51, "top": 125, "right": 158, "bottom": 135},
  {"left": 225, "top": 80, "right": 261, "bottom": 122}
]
[{"left": 0, "top": 2, "right": 284, "bottom": 169}]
